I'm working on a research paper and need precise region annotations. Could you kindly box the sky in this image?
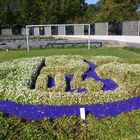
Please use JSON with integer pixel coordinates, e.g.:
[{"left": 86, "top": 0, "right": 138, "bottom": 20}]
[{"left": 86, "top": 0, "right": 99, "bottom": 4}]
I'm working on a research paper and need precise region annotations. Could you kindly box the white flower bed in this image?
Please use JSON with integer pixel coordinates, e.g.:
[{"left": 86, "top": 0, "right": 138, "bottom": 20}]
[{"left": 0, "top": 55, "right": 140, "bottom": 105}]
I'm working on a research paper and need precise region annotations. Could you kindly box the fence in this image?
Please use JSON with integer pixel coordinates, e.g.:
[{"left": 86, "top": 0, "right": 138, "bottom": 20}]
[
  {"left": 0, "top": 21, "right": 140, "bottom": 50},
  {"left": 26, "top": 24, "right": 91, "bottom": 51},
  {"left": 0, "top": 21, "right": 140, "bottom": 36}
]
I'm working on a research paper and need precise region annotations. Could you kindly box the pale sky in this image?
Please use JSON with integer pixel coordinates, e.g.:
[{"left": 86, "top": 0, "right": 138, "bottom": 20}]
[{"left": 86, "top": 0, "right": 99, "bottom": 4}]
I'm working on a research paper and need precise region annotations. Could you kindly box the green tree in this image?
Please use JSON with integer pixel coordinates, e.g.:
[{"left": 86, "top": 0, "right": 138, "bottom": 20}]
[
  {"left": 0, "top": 0, "right": 30, "bottom": 28},
  {"left": 94, "top": 0, "right": 140, "bottom": 23},
  {"left": 84, "top": 1, "right": 103, "bottom": 24}
]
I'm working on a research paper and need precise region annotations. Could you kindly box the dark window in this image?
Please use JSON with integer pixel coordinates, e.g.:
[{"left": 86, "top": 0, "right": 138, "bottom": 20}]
[
  {"left": 39, "top": 27, "right": 45, "bottom": 35},
  {"left": 12, "top": 27, "right": 21, "bottom": 35},
  {"left": 108, "top": 22, "right": 122, "bottom": 35},
  {"left": 66, "top": 26, "right": 74, "bottom": 35},
  {"left": 84, "top": 25, "right": 89, "bottom": 35},
  {"left": 51, "top": 26, "right": 58, "bottom": 35},
  {"left": 90, "top": 24, "right": 95, "bottom": 35},
  {"left": 29, "top": 27, "right": 34, "bottom": 35},
  {"left": 0, "top": 28, "right": 2, "bottom": 35}
]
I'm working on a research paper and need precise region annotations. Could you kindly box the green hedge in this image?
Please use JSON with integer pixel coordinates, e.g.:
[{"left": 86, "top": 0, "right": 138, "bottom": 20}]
[{"left": 0, "top": 110, "right": 140, "bottom": 140}]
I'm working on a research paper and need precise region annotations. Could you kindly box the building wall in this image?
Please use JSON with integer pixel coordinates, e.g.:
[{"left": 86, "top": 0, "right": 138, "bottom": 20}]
[
  {"left": 74, "top": 25, "right": 84, "bottom": 35},
  {"left": 34, "top": 27, "right": 39, "bottom": 36},
  {"left": 122, "top": 21, "right": 139, "bottom": 36},
  {"left": 45, "top": 27, "right": 51, "bottom": 36},
  {"left": 58, "top": 25, "right": 65, "bottom": 35},
  {"left": 1, "top": 22, "right": 140, "bottom": 36},
  {"left": 2, "top": 29, "right": 12, "bottom": 36},
  {"left": 95, "top": 22, "right": 108, "bottom": 35}
]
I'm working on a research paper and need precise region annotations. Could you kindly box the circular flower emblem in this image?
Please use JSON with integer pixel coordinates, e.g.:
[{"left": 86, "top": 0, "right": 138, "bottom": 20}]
[{"left": 0, "top": 55, "right": 140, "bottom": 120}]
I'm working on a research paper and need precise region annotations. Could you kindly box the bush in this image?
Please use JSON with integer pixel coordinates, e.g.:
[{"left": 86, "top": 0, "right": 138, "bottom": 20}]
[{"left": 0, "top": 110, "right": 140, "bottom": 140}]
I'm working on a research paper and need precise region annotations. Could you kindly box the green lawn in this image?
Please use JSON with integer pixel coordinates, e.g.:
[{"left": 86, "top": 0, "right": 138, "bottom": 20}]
[{"left": 0, "top": 47, "right": 140, "bottom": 63}]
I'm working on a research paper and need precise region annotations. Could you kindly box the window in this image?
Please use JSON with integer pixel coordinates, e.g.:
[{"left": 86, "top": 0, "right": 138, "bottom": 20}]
[
  {"left": 66, "top": 26, "right": 74, "bottom": 35},
  {"left": 39, "top": 27, "right": 45, "bottom": 35},
  {"left": 51, "top": 26, "right": 58, "bottom": 35}
]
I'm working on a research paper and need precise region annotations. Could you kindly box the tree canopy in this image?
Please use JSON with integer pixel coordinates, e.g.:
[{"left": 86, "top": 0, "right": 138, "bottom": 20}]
[{"left": 0, "top": 0, "right": 140, "bottom": 28}]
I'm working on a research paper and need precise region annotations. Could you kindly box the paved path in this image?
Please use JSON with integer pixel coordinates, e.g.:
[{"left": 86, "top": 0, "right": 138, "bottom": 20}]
[{"left": 55, "top": 35, "right": 140, "bottom": 47}]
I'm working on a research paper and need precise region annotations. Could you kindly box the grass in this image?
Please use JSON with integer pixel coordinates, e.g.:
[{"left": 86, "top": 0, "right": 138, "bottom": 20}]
[
  {"left": 123, "top": 47, "right": 140, "bottom": 54},
  {"left": 0, "top": 47, "right": 140, "bottom": 64}
]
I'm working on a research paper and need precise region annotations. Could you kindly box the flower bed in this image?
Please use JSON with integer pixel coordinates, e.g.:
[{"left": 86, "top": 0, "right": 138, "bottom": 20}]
[{"left": 0, "top": 55, "right": 140, "bottom": 120}]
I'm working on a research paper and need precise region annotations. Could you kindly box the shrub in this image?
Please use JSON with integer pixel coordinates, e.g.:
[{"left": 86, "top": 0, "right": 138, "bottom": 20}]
[{"left": 0, "top": 110, "right": 140, "bottom": 139}]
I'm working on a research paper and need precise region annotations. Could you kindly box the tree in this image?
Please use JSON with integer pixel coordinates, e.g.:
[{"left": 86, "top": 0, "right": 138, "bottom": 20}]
[
  {"left": 1, "top": 0, "right": 139, "bottom": 28},
  {"left": 94, "top": 0, "right": 140, "bottom": 23},
  {"left": 0, "top": 0, "right": 30, "bottom": 28},
  {"left": 83, "top": 0, "right": 106, "bottom": 23}
]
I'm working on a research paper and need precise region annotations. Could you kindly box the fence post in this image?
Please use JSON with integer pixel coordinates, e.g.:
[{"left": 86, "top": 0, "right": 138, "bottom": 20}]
[
  {"left": 26, "top": 26, "right": 29, "bottom": 52},
  {"left": 88, "top": 24, "right": 91, "bottom": 50},
  {"left": 138, "top": 21, "right": 140, "bottom": 36}
]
